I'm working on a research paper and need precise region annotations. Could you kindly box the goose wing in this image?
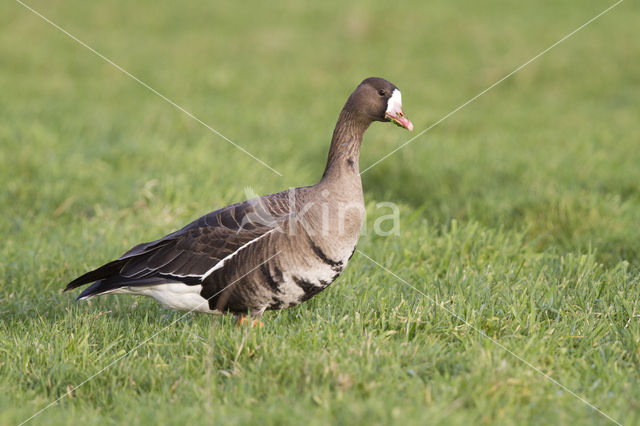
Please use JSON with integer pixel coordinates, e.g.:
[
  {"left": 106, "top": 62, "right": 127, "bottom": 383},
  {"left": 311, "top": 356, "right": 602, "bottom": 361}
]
[{"left": 65, "top": 190, "right": 292, "bottom": 295}]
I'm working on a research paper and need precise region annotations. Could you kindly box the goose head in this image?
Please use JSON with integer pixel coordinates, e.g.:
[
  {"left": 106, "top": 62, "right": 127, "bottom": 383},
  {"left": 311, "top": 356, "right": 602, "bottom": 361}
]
[{"left": 345, "top": 77, "right": 414, "bottom": 131}]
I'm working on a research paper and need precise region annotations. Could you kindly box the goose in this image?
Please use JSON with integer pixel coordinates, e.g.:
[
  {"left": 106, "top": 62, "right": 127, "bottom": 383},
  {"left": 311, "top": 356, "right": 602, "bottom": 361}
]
[{"left": 65, "top": 77, "right": 413, "bottom": 324}]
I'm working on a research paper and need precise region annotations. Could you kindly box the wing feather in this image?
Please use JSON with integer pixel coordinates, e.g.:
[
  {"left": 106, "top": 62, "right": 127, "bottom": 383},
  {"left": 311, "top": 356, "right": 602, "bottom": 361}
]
[{"left": 65, "top": 188, "right": 295, "bottom": 295}]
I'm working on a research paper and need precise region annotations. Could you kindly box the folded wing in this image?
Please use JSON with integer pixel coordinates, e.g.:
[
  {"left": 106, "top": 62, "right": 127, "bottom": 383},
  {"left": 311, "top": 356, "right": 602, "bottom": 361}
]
[{"left": 66, "top": 190, "right": 292, "bottom": 299}]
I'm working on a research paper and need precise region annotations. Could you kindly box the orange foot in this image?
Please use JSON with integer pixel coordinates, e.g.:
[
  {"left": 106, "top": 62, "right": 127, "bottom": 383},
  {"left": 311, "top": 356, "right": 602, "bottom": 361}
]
[{"left": 236, "top": 316, "right": 264, "bottom": 328}]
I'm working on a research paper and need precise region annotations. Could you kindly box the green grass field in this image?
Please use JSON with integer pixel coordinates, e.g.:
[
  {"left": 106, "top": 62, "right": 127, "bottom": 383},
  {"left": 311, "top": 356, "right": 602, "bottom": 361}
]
[{"left": 2, "top": 0, "right": 639, "bottom": 424}]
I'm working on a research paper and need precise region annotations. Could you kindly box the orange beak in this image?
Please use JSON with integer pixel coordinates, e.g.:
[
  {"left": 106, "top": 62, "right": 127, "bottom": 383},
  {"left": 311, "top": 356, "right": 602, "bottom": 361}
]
[{"left": 385, "top": 89, "right": 413, "bottom": 131}]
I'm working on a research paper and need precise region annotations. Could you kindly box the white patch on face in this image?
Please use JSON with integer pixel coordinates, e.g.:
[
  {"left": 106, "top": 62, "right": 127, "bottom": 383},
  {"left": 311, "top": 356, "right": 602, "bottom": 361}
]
[{"left": 385, "top": 89, "right": 402, "bottom": 114}]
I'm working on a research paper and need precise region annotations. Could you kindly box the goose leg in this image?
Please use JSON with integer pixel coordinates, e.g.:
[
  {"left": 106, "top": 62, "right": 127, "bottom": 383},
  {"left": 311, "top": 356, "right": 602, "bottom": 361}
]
[{"left": 235, "top": 311, "right": 264, "bottom": 328}]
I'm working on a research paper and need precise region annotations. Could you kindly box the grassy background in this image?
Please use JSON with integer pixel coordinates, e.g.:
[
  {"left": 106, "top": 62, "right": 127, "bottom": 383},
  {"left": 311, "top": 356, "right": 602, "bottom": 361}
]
[{"left": 1, "top": 0, "right": 639, "bottom": 424}]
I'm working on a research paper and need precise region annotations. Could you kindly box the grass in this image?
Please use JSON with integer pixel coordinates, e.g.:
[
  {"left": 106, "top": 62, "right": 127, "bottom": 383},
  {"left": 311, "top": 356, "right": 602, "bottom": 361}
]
[{"left": 1, "top": 0, "right": 639, "bottom": 424}]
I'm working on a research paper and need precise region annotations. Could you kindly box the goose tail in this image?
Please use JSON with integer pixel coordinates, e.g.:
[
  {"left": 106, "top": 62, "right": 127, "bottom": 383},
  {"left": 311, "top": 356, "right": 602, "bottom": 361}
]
[{"left": 65, "top": 259, "right": 126, "bottom": 300}]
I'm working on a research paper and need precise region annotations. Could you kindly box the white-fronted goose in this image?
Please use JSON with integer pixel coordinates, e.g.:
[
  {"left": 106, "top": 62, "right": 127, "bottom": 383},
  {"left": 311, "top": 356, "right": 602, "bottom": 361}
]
[{"left": 65, "top": 77, "right": 413, "bottom": 322}]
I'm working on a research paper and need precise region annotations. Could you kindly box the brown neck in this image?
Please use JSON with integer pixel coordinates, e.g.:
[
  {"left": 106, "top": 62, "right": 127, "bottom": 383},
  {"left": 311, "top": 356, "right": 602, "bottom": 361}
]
[{"left": 320, "top": 109, "right": 370, "bottom": 182}]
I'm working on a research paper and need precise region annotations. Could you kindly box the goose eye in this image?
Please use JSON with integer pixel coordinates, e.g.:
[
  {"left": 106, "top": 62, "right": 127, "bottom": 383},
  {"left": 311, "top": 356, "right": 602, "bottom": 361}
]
[{"left": 378, "top": 89, "right": 385, "bottom": 96}]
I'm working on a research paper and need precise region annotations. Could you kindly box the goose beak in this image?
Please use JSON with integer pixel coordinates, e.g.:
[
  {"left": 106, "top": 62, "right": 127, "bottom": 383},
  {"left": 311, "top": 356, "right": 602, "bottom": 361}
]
[{"left": 385, "top": 89, "right": 413, "bottom": 131}]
